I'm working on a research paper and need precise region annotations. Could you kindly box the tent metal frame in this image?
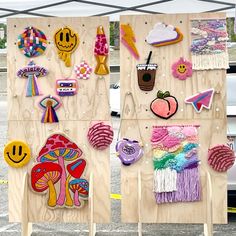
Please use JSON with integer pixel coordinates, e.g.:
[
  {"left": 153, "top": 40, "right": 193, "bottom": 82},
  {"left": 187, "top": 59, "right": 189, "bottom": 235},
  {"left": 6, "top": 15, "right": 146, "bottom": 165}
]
[{"left": 0, "top": 0, "right": 234, "bottom": 19}]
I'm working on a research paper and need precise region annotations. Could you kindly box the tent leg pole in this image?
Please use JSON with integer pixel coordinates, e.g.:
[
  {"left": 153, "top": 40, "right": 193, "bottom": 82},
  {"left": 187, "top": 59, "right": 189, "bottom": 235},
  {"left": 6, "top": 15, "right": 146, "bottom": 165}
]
[
  {"left": 21, "top": 172, "right": 32, "bottom": 236},
  {"left": 89, "top": 172, "right": 96, "bottom": 236},
  {"left": 204, "top": 172, "right": 213, "bottom": 236},
  {"left": 138, "top": 170, "right": 142, "bottom": 236}
]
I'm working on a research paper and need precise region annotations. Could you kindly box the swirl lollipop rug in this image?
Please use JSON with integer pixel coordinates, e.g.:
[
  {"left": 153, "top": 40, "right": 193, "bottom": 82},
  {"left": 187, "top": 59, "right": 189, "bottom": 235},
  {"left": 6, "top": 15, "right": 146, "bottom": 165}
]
[
  {"left": 87, "top": 122, "right": 114, "bottom": 150},
  {"left": 18, "top": 26, "right": 47, "bottom": 57},
  {"left": 208, "top": 144, "right": 235, "bottom": 172}
]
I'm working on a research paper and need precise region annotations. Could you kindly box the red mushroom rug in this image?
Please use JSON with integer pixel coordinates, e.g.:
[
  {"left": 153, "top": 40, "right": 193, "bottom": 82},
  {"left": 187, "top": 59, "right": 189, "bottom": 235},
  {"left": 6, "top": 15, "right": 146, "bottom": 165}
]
[{"left": 30, "top": 133, "right": 89, "bottom": 209}]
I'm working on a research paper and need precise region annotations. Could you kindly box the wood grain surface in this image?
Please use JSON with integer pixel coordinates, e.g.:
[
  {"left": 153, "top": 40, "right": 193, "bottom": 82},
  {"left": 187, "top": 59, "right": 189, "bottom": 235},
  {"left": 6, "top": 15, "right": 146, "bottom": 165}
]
[
  {"left": 120, "top": 13, "right": 227, "bottom": 224},
  {"left": 7, "top": 17, "right": 111, "bottom": 223}
]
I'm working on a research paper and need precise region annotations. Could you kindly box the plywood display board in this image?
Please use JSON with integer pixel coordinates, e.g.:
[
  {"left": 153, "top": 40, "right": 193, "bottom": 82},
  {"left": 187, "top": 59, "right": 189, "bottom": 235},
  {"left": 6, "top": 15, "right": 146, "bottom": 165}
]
[
  {"left": 7, "top": 17, "right": 111, "bottom": 223},
  {"left": 120, "top": 13, "right": 227, "bottom": 224}
]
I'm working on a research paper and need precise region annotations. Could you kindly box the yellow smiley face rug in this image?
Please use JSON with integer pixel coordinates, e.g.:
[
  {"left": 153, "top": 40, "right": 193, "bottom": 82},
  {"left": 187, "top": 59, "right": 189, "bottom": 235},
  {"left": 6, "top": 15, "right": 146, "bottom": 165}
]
[
  {"left": 4, "top": 140, "right": 31, "bottom": 168},
  {"left": 54, "top": 26, "right": 79, "bottom": 67}
]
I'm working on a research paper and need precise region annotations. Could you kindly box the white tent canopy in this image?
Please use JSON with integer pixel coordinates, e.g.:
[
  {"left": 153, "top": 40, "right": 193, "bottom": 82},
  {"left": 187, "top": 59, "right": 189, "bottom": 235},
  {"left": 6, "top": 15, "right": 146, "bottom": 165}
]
[{"left": 0, "top": 0, "right": 235, "bottom": 22}]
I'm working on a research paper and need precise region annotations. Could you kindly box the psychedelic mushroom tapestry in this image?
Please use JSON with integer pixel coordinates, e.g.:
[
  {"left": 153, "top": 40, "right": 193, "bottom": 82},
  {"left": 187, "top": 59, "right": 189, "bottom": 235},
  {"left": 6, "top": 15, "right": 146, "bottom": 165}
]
[
  {"left": 191, "top": 19, "right": 229, "bottom": 70},
  {"left": 31, "top": 134, "right": 89, "bottom": 208},
  {"left": 151, "top": 125, "right": 201, "bottom": 204}
]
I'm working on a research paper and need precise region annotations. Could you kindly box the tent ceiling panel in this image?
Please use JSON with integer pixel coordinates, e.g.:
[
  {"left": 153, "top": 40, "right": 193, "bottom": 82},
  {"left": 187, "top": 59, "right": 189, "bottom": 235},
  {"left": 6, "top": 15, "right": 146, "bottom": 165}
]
[
  {"left": 140, "top": 0, "right": 232, "bottom": 13},
  {"left": 0, "top": 0, "right": 235, "bottom": 22},
  {"left": 32, "top": 2, "right": 116, "bottom": 17}
]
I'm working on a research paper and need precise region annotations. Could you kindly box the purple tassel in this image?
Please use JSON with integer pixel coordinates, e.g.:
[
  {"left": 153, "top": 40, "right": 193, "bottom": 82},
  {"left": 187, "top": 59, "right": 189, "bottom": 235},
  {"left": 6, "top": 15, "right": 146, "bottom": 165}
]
[{"left": 155, "top": 167, "right": 201, "bottom": 204}]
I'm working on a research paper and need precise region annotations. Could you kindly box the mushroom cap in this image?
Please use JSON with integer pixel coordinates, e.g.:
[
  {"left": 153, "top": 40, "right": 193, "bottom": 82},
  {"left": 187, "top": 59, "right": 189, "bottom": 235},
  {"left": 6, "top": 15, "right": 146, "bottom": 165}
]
[
  {"left": 69, "top": 178, "right": 89, "bottom": 198},
  {"left": 67, "top": 158, "right": 86, "bottom": 178},
  {"left": 17, "top": 60, "right": 48, "bottom": 78},
  {"left": 37, "top": 134, "right": 83, "bottom": 163},
  {"left": 31, "top": 162, "right": 62, "bottom": 192},
  {"left": 39, "top": 95, "right": 61, "bottom": 110}
]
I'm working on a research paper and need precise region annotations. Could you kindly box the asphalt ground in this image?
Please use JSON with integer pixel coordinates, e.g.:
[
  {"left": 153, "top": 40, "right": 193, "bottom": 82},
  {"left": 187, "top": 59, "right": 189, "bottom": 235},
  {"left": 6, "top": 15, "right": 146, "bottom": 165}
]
[{"left": 1, "top": 97, "right": 236, "bottom": 235}]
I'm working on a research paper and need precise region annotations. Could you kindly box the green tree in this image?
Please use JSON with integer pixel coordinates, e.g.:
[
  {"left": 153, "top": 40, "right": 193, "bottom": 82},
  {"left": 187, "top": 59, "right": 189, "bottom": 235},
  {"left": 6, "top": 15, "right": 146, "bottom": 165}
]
[
  {"left": 110, "top": 21, "right": 119, "bottom": 47},
  {"left": 0, "top": 23, "right": 7, "bottom": 49},
  {"left": 227, "top": 18, "right": 236, "bottom": 42}
]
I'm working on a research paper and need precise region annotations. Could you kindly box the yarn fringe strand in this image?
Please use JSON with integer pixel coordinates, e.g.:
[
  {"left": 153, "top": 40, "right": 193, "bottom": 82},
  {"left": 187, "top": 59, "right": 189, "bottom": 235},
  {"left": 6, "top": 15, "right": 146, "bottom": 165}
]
[{"left": 192, "top": 52, "right": 229, "bottom": 70}]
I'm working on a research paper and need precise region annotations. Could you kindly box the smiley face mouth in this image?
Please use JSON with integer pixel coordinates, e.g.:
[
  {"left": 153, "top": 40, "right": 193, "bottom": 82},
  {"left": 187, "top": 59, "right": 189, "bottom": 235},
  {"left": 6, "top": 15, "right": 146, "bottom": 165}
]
[
  {"left": 177, "top": 65, "right": 187, "bottom": 74},
  {"left": 57, "top": 42, "right": 74, "bottom": 48},
  {"left": 7, "top": 152, "right": 27, "bottom": 163}
]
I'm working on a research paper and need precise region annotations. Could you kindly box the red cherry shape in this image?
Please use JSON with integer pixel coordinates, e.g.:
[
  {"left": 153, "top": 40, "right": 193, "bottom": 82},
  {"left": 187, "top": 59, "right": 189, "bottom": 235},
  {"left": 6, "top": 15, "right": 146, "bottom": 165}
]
[{"left": 150, "top": 91, "right": 178, "bottom": 119}]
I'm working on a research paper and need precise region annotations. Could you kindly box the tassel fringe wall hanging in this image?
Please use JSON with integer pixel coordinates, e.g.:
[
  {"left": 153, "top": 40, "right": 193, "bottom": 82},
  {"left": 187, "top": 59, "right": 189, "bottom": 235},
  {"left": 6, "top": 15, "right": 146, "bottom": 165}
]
[
  {"left": 151, "top": 125, "right": 201, "bottom": 204},
  {"left": 191, "top": 19, "right": 229, "bottom": 70}
]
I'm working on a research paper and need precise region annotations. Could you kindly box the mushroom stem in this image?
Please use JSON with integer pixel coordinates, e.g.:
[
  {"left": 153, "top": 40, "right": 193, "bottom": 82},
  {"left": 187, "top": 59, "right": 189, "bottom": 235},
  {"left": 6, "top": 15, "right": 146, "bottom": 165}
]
[
  {"left": 74, "top": 190, "right": 81, "bottom": 207},
  {"left": 47, "top": 179, "right": 57, "bottom": 207},
  {"left": 57, "top": 156, "right": 67, "bottom": 206},
  {"left": 65, "top": 174, "right": 73, "bottom": 207}
]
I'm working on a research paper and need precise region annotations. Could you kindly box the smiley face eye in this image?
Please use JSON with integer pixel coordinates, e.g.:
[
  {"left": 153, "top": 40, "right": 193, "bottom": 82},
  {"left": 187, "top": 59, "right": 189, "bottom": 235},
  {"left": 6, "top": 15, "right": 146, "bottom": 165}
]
[
  {"left": 66, "top": 32, "right": 69, "bottom": 42},
  {"left": 19, "top": 145, "right": 22, "bottom": 155},
  {"left": 13, "top": 145, "right": 16, "bottom": 155},
  {"left": 60, "top": 32, "right": 63, "bottom": 41}
]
